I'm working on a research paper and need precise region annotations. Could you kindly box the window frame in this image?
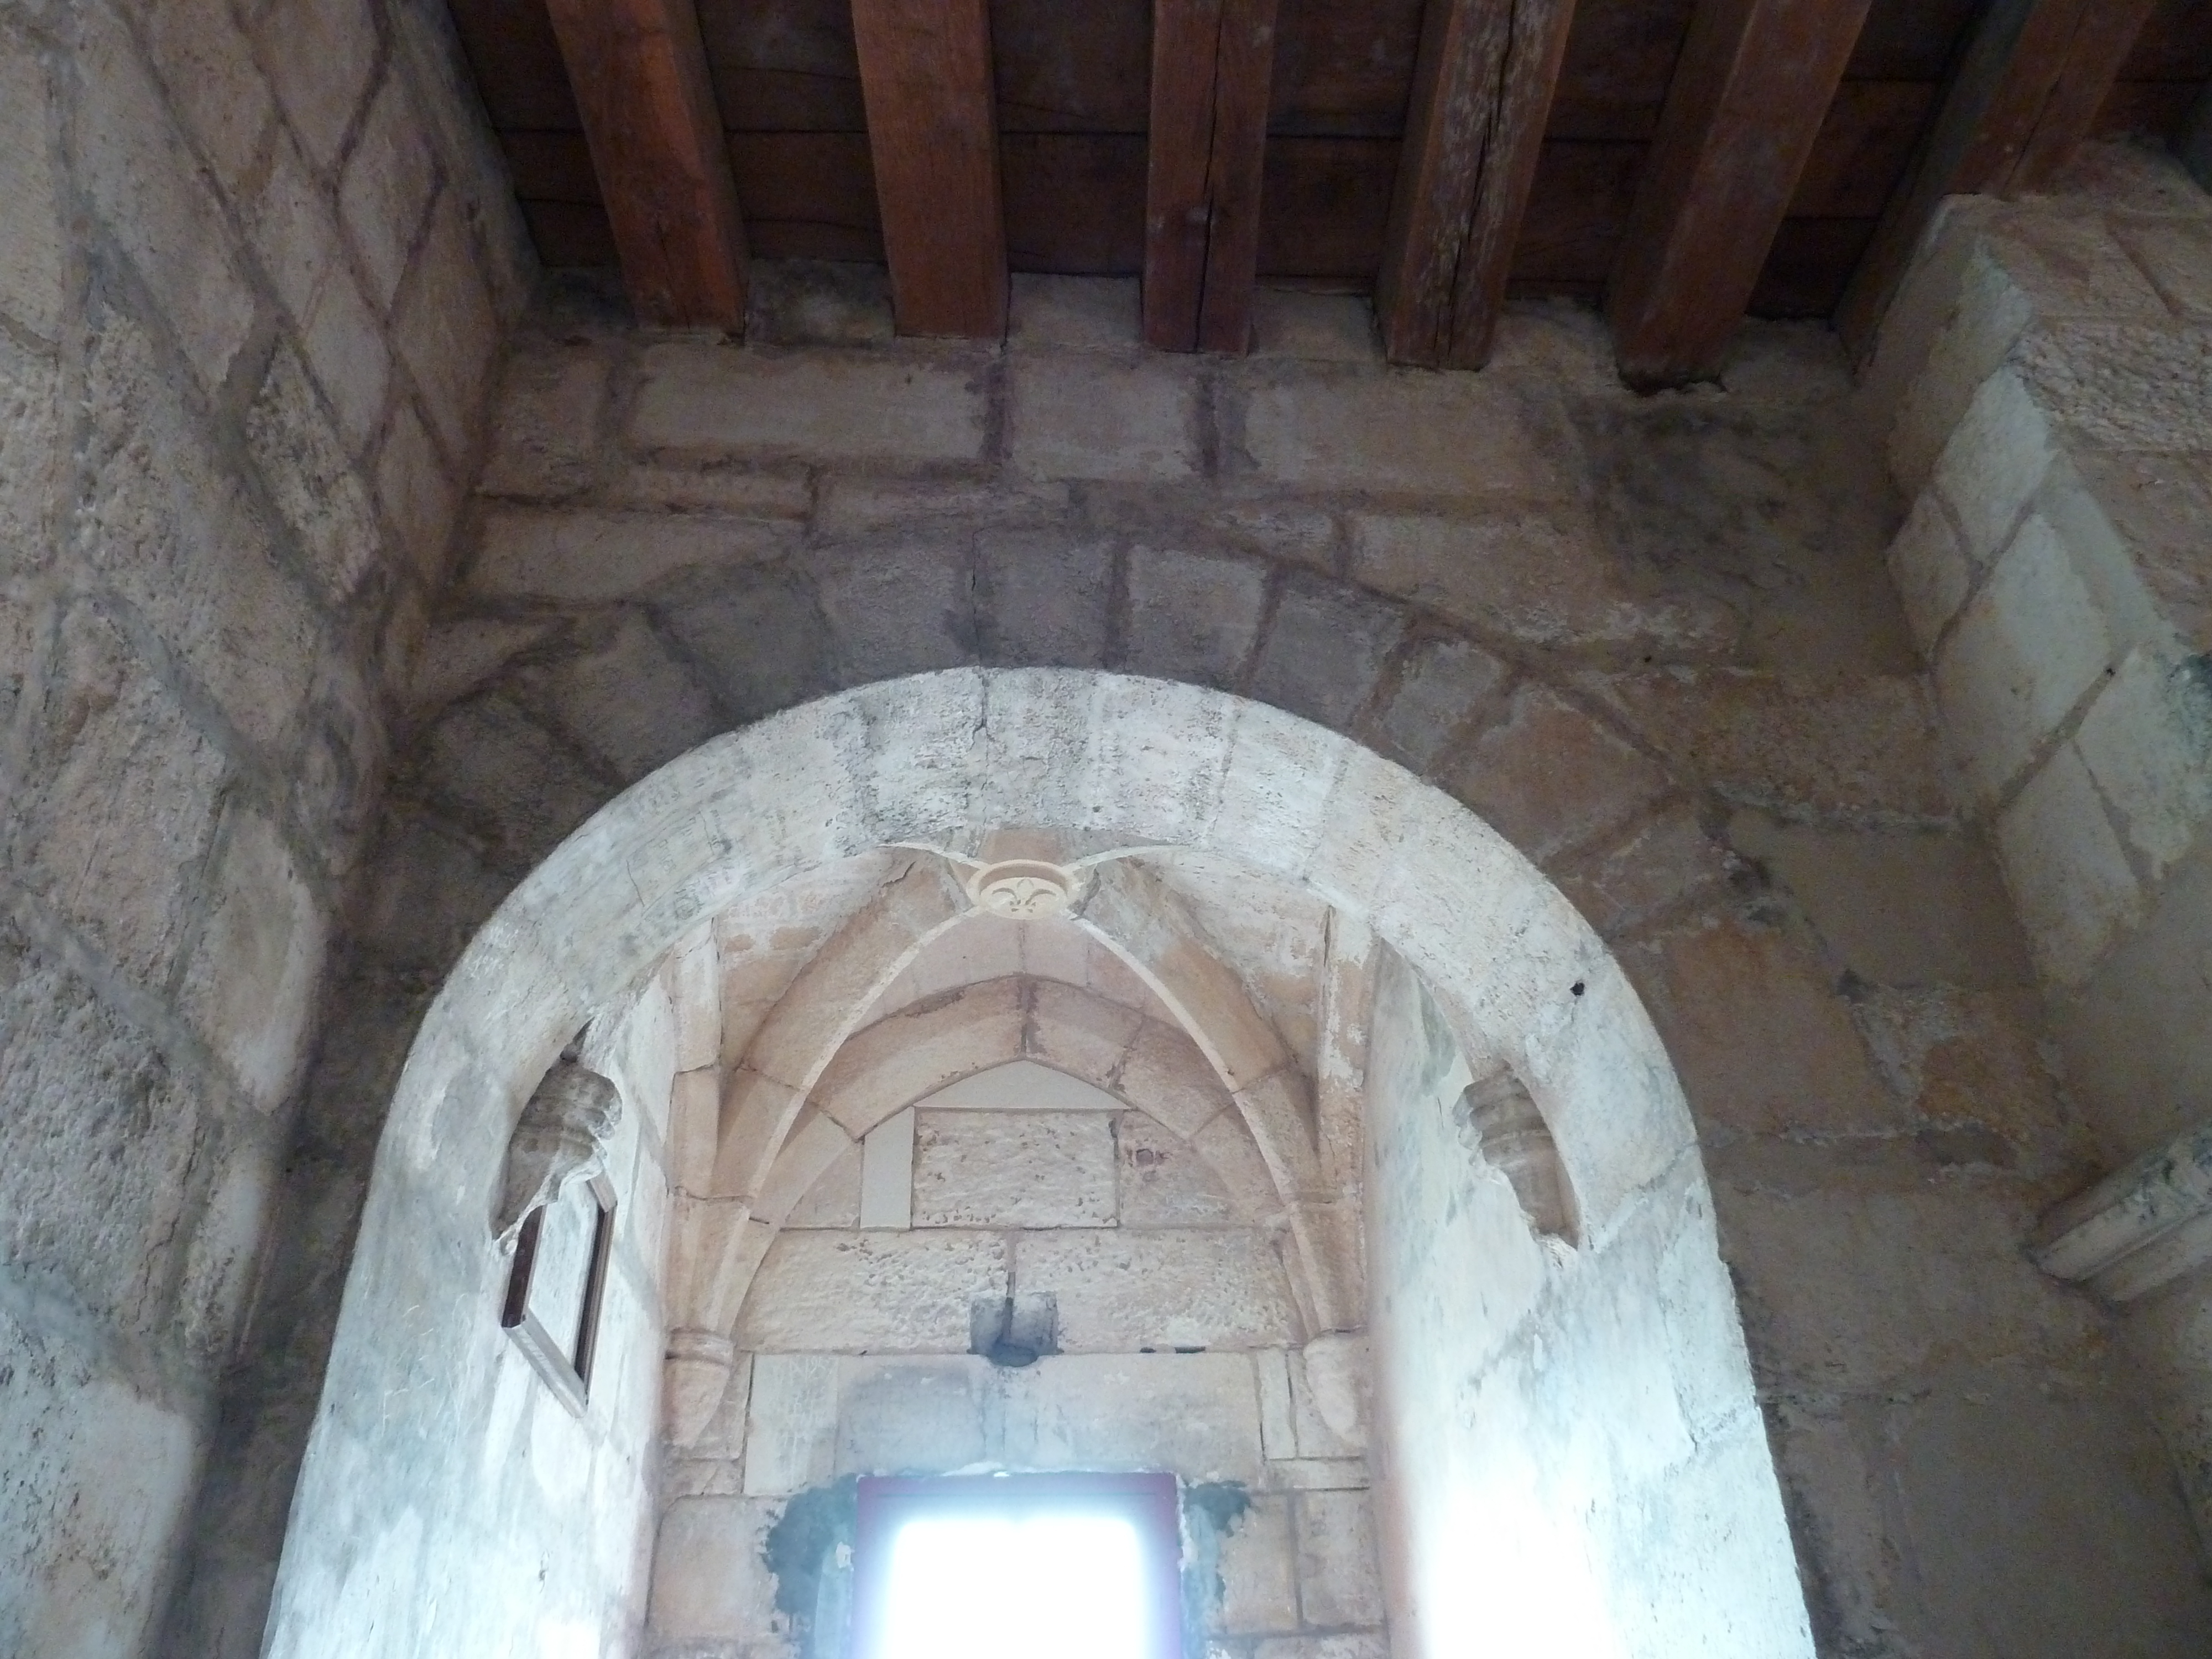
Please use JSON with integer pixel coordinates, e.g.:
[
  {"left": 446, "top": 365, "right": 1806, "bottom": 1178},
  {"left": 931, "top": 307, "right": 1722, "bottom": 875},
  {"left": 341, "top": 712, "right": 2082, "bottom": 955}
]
[
  {"left": 498, "top": 1170, "right": 617, "bottom": 1415},
  {"left": 849, "top": 1471, "right": 1183, "bottom": 1659}
]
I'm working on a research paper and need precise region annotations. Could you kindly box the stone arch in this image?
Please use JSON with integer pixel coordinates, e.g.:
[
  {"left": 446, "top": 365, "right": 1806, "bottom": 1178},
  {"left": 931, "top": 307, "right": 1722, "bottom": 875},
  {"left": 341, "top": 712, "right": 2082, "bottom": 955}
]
[{"left": 263, "top": 668, "right": 1812, "bottom": 1659}]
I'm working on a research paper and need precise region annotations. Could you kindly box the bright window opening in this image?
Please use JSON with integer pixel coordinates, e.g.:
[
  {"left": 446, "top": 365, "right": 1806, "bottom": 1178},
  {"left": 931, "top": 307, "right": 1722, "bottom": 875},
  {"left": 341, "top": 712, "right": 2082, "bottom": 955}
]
[{"left": 853, "top": 1474, "right": 1181, "bottom": 1659}]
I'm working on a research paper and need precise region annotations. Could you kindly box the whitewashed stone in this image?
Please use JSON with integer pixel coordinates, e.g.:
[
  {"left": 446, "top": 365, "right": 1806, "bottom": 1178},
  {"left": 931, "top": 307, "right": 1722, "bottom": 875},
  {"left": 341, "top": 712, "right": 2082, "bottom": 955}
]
[
  {"left": 1014, "top": 1229, "right": 1300, "bottom": 1351},
  {"left": 858, "top": 1108, "right": 915, "bottom": 1229},
  {"left": 1887, "top": 491, "right": 1972, "bottom": 654},
  {"left": 737, "top": 1230, "right": 1007, "bottom": 1352},
  {"left": 2075, "top": 648, "right": 2212, "bottom": 881},
  {"left": 742, "top": 1353, "right": 838, "bottom": 1495},
  {"left": 1935, "top": 514, "right": 2114, "bottom": 803},
  {"left": 911, "top": 1110, "right": 1117, "bottom": 1227},
  {"left": 1296, "top": 1489, "right": 1385, "bottom": 1627},
  {"left": 1996, "top": 744, "right": 2145, "bottom": 985},
  {"left": 1000, "top": 1353, "right": 1264, "bottom": 1481}
]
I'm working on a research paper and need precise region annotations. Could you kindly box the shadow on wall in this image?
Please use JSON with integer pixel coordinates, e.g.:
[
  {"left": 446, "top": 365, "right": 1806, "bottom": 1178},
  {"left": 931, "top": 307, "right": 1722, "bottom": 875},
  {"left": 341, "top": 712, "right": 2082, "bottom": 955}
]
[{"left": 255, "top": 669, "right": 1811, "bottom": 1659}]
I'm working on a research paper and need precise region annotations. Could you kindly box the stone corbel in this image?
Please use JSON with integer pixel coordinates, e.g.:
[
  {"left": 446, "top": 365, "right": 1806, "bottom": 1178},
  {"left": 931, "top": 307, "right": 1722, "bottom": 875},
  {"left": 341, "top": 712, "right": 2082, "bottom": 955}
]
[
  {"left": 2032, "top": 1119, "right": 2212, "bottom": 1303},
  {"left": 494, "top": 1056, "right": 624, "bottom": 1248}
]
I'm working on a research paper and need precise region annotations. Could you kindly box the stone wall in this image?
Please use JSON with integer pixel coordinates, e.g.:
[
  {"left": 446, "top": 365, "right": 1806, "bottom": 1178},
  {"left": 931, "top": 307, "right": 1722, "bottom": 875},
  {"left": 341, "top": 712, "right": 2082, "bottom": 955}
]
[
  {"left": 0, "top": 0, "right": 528, "bottom": 1650},
  {"left": 251, "top": 265, "right": 2211, "bottom": 1657},
  {"left": 1365, "top": 951, "right": 1808, "bottom": 1658},
  {"left": 1861, "top": 142, "right": 2212, "bottom": 1552},
  {"left": 649, "top": 962, "right": 1385, "bottom": 1659}
]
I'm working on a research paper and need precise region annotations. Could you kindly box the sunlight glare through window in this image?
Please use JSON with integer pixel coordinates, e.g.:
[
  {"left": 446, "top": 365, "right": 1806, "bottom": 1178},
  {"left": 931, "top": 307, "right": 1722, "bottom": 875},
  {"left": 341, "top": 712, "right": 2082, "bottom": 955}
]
[{"left": 877, "top": 1510, "right": 1149, "bottom": 1659}]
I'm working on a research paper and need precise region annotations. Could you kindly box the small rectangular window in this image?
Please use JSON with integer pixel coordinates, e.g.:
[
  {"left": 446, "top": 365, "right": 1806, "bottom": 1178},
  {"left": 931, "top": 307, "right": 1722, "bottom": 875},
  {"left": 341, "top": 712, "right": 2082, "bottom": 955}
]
[
  {"left": 851, "top": 1473, "right": 1182, "bottom": 1659},
  {"left": 499, "top": 1172, "right": 615, "bottom": 1413}
]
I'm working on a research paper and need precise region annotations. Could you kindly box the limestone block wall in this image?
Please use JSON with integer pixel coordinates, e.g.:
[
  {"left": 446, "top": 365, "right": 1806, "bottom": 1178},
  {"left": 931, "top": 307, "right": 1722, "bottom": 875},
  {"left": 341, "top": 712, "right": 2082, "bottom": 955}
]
[
  {"left": 220, "top": 262, "right": 2212, "bottom": 1658},
  {"left": 1861, "top": 143, "right": 2212, "bottom": 1543},
  {"left": 0, "top": 0, "right": 530, "bottom": 1651},
  {"left": 647, "top": 979, "right": 1385, "bottom": 1659}
]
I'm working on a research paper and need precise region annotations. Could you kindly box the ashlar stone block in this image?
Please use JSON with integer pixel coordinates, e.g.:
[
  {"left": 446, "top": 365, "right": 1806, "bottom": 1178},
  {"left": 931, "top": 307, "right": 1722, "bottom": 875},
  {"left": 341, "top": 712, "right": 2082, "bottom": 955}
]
[
  {"left": 631, "top": 342, "right": 988, "bottom": 465},
  {"left": 1235, "top": 367, "right": 1554, "bottom": 499},
  {"left": 393, "top": 192, "right": 500, "bottom": 461},
  {"left": 1014, "top": 1229, "right": 1298, "bottom": 1351},
  {"left": 180, "top": 802, "right": 327, "bottom": 1112},
  {"left": 1887, "top": 490, "right": 1971, "bottom": 655},
  {"left": 246, "top": 341, "right": 382, "bottom": 603},
  {"left": 1008, "top": 354, "right": 1199, "bottom": 482},
  {"left": 1124, "top": 545, "right": 1270, "bottom": 688},
  {"left": 1215, "top": 1494, "right": 1300, "bottom": 1635},
  {"left": 338, "top": 68, "right": 437, "bottom": 314},
  {"left": 735, "top": 1230, "right": 1008, "bottom": 1353},
  {"left": 1117, "top": 1111, "right": 1237, "bottom": 1225},
  {"left": 1295, "top": 1489, "right": 1385, "bottom": 1628},
  {"left": 0, "top": 27, "right": 66, "bottom": 340},
  {"left": 911, "top": 1109, "right": 1117, "bottom": 1227},
  {"left": 481, "top": 343, "right": 611, "bottom": 499},
  {"left": 2074, "top": 646, "right": 2212, "bottom": 881},
  {"left": 1935, "top": 513, "right": 2114, "bottom": 805},
  {"left": 999, "top": 1352, "right": 1264, "bottom": 1481},
  {"left": 77, "top": 9, "right": 255, "bottom": 392},
  {"left": 1248, "top": 577, "right": 1406, "bottom": 729},
  {"left": 1445, "top": 684, "right": 1670, "bottom": 865},
  {"left": 648, "top": 1494, "right": 784, "bottom": 1640},
  {"left": 471, "top": 508, "right": 786, "bottom": 601},
  {"left": 1996, "top": 742, "right": 2144, "bottom": 986}
]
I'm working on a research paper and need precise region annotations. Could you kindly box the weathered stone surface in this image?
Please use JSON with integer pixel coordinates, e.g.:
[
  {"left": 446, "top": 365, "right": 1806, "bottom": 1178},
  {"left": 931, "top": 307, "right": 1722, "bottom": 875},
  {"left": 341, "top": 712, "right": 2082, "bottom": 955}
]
[
  {"left": 2074, "top": 648, "right": 2212, "bottom": 881},
  {"left": 253, "top": 131, "right": 390, "bottom": 450},
  {"left": 1117, "top": 1111, "right": 1238, "bottom": 1225},
  {"left": 1123, "top": 545, "right": 1270, "bottom": 687},
  {"left": 978, "top": 531, "right": 1113, "bottom": 666},
  {"left": 255, "top": 0, "right": 378, "bottom": 171},
  {"left": 12, "top": 605, "right": 225, "bottom": 989},
  {"left": 0, "top": 27, "right": 66, "bottom": 340},
  {"left": 0, "top": 335, "right": 61, "bottom": 564},
  {"left": 1295, "top": 1489, "right": 1384, "bottom": 1627},
  {"left": 647, "top": 1495, "right": 783, "bottom": 1640},
  {"left": 392, "top": 192, "right": 501, "bottom": 460},
  {"left": 1369, "top": 634, "right": 1509, "bottom": 772},
  {"left": 1251, "top": 291, "right": 1379, "bottom": 363},
  {"left": 338, "top": 69, "right": 437, "bottom": 313},
  {"left": 1624, "top": 916, "right": 1901, "bottom": 1137},
  {"left": 1728, "top": 815, "right": 2033, "bottom": 988},
  {"left": 1886, "top": 490, "right": 1971, "bottom": 654},
  {"left": 1579, "top": 669, "right": 1950, "bottom": 822},
  {"left": 1009, "top": 274, "right": 1140, "bottom": 349},
  {"left": 737, "top": 1230, "right": 1009, "bottom": 1352},
  {"left": 1248, "top": 576, "right": 1405, "bottom": 729},
  {"left": 246, "top": 342, "right": 383, "bottom": 603},
  {"left": 1996, "top": 743, "right": 2144, "bottom": 986},
  {"left": 480, "top": 343, "right": 610, "bottom": 498},
  {"left": 999, "top": 1352, "right": 1265, "bottom": 1480},
  {"left": 471, "top": 508, "right": 785, "bottom": 600},
  {"left": 911, "top": 1110, "right": 1117, "bottom": 1227},
  {"left": 77, "top": 9, "right": 254, "bottom": 392},
  {"left": 1014, "top": 1229, "right": 1299, "bottom": 1351},
  {"left": 1557, "top": 804, "right": 1734, "bottom": 938},
  {"left": 834, "top": 1355, "right": 991, "bottom": 1474},
  {"left": 632, "top": 343, "right": 989, "bottom": 464},
  {"left": 1234, "top": 368, "right": 1554, "bottom": 499},
  {"left": 659, "top": 565, "right": 836, "bottom": 722},
  {"left": 515, "top": 612, "right": 723, "bottom": 781},
  {"left": 1445, "top": 684, "right": 1671, "bottom": 864},
  {"left": 1216, "top": 1494, "right": 1300, "bottom": 1635},
  {"left": 377, "top": 398, "right": 462, "bottom": 585},
  {"left": 1350, "top": 513, "right": 1733, "bottom": 652},
  {"left": 180, "top": 804, "right": 327, "bottom": 1112},
  {"left": 1009, "top": 354, "right": 1199, "bottom": 482},
  {"left": 814, "top": 541, "right": 978, "bottom": 679},
  {"left": 1936, "top": 513, "right": 2114, "bottom": 804}
]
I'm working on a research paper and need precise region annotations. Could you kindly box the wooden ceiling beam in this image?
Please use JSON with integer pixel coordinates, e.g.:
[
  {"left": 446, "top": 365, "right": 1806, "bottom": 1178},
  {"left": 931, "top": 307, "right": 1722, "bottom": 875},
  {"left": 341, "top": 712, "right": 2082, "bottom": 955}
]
[
  {"left": 1143, "top": 0, "right": 1281, "bottom": 354},
  {"left": 1607, "top": 0, "right": 1874, "bottom": 389},
  {"left": 1375, "top": 0, "right": 1577, "bottom": 369},
  {"left": 850, "top": 0, "right": 1009, "bottom": 338},
  {"left": 1838, "top": 0, "right": 2162, "bottom": 354},
  {"left": 542, "top": 0, "right": 748, "bottom": 329}
]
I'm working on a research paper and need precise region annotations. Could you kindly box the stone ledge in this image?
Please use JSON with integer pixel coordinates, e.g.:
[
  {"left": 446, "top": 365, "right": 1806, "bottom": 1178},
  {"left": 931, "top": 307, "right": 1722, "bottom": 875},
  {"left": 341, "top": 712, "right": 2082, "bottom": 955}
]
[{"left": 2034, "top": 1118, "right": 2212, "bottom": 1302}]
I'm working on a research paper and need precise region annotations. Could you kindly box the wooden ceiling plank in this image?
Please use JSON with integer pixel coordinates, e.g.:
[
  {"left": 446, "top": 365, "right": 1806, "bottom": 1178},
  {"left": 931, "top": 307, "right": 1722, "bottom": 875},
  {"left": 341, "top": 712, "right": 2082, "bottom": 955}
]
[
  {"left": 1838, "top": 0, "right": 2155, "bottom": 353},
  {"left": 849, "top": 0, "right": 1009, "bottom": 337},
  {"left": 542, "top": 0, "right": 749, "bottom": 328},
  {"left": 1376, "top": 0, "right": 1578, "bottom": 368},
  {"left": 1144, "top": 0, "right": 1282, "bottom": 353},
  {"left": 1605, "top": 0, "right": 1875, "bottom": 389}
]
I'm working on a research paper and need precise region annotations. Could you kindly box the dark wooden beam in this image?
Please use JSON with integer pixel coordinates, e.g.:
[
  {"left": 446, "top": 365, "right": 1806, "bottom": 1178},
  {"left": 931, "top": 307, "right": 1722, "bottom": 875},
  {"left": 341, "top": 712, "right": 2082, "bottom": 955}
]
[
  {"left": 849, "top": 0, "right": 1009, "bottom": 337},
  {"left": 542, "top": 0, "right": 748, "bottom": 328},
  {"left": 1606, "top": 0, "right": 1874, "bottom": 388},
  {"left": 1375, "top": 0, "right": 1577, "bottom": 369},
  {"left": 1143, "top": 0, "right": 1281, "bottom": 353},
  {"left": 1838, "top": 0, "right": 2162, "bottom": 354}
]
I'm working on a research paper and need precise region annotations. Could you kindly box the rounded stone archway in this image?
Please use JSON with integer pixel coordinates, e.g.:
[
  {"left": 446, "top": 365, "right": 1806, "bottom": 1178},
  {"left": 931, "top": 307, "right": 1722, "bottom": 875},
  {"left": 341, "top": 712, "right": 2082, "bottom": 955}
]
[{"left": 262, "top": 669, "right": 1812, "bottom": 1659}]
